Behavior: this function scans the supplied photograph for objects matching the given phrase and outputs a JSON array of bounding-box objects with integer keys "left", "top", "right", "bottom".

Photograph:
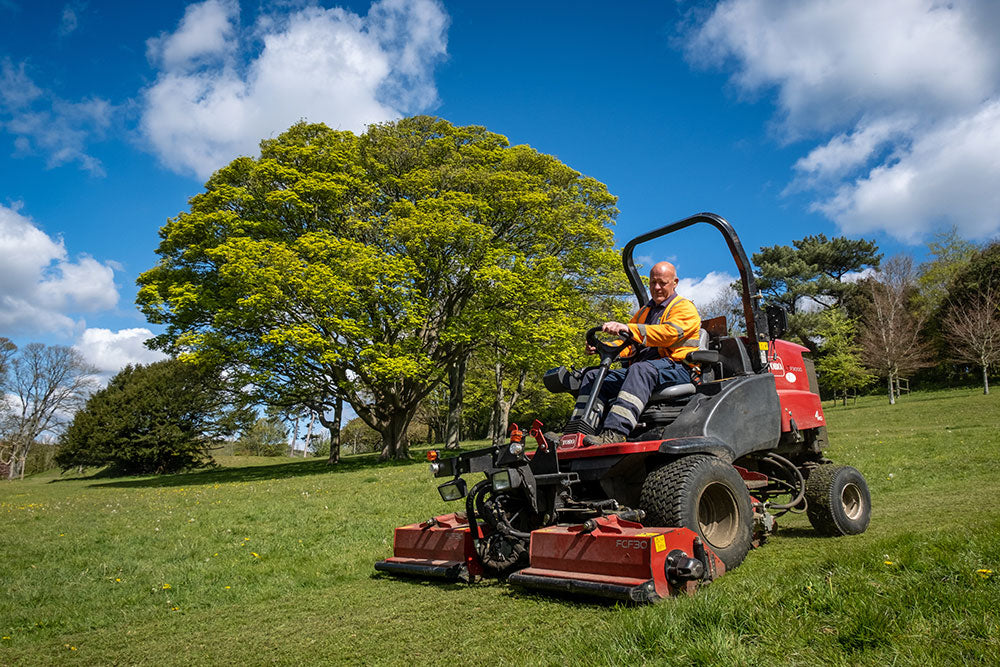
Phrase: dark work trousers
[{"left": 571, "top": 357, "right": 691, "bottom": 435}]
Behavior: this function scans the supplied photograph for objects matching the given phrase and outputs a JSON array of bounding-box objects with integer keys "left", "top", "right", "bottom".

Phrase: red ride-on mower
[{"left": 375, "top": 213, "right": 871, "bottom": 603}]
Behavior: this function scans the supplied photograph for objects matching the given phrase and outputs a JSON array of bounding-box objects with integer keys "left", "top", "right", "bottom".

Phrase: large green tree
[
  {"left": 57, "top": 359, "right": 245, "bottom": 475},
  {"left": 137, "top": 117, "right": 621, "bottom": 460},
  {"left": 814, "top": 308, "right": 873, "bottom": 405},
  {"left": 916, "top": 226, "right": 978, "bottom": 317},
  {"left": 753, "top": 234, "right": 882, "bottom": 351}
]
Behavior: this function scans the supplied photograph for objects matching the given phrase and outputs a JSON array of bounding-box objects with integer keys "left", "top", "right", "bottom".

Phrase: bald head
[{"left": 649, "top": 262, "right": 679, "bottom": 303}]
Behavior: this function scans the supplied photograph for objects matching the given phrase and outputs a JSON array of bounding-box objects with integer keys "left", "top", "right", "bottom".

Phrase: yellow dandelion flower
[
  {"left": 976, "top": 569, "right": 993, "bottom": 579},
  {"left": 884, "top": 560, "right": 894, "bottom": 566},
  {"left": 224, "top": 585, "right": 231, "bottom": 589},
  {"left": 115, "top": 578, "right": 121, "bottom": 582},
  {"left": 162, "top": 583, "right": 171, "bottom": 589},
  {"left": 252, "top": 552, "right": 260, "bottom": 559}
]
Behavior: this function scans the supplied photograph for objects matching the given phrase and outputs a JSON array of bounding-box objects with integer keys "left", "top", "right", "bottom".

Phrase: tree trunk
[
  {"left": 887, "top": 373, "right": 896, "bottom": 405},
  {"left": 491, "top": 366, "right": 527, "bottom": 447},
  {"left": 486, "top": 406, "right": 496, "bottom": 444},
  {"left": 445, "top": 352, "right": 468, "bottom": 450},
  {"left": 491, "top": 362, "right": 506, "bottom": 447},
  {"left": 983, "top": 365, "right": 990, "bottom": 395},
  {"left": 7, "top": 437, "right": 29, "bottom": 480},
  {"left": 323, "top": 397, "right": 343, "bottom": 465},
  {"left": 304, "top": 412, "right": 315, "bottom": 457},
  {"left": 379, "top": 409, "right": 414, "bottom": 460}
]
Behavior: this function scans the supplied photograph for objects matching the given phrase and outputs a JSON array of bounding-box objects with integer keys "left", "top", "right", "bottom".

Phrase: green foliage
[
  {"left": 137, "top": 116, "right": 622, "bottom": 459},
  {"left": 753, "top": 234, "right": 881, "bottom": 350},
  {"left": 916, "top": 226, "right": 978, "bottom": 317},
  {"left": 815, "top": 308, "right": 873, "bottom": 401},
  {"left": 338, "top": 417, "right": 381, "bottom": 455},
  {"left": 946, "top": 240, "right": 1000, "bottom": 307},
  {"left": 56, "top": 359, "right": 245, "bottom": 475},
  {"left": 236, "top": 418, "right": 287, "bottom": 457},
  {"left": 308, "top": 434, "right": 331, "bottom": 458},
  {"left": 2, "top": 389, "right": 998, "bottom": 664}
]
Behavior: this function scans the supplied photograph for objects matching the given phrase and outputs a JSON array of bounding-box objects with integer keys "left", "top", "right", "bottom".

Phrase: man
[{"left": 573, "top": 261, "right": 701, "bottom": 446}]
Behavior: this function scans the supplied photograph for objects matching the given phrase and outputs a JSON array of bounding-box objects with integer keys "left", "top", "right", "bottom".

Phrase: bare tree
[
  {"left": 0, "top": 337, "right": 15, "bottom": 378},
  {"left": 858, "top": 256, "right": 933, "bottom": 404},
  {"left": 697, "top": 286, "right": 745, "bottom": 335},
  {"left": 1, "top": 344, "right": 97, "bottom": 480},
  {"left": 944, "top": 283, "right": 1000, "bottom": 394}
]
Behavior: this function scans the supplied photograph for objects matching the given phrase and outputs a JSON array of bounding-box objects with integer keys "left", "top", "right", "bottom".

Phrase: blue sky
[{"left": 2, "top": 0, "right": 999, "bottom": 377}]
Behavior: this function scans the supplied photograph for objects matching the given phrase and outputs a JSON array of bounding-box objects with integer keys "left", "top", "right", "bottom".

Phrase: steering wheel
[{"left": 586, "top": 326, "right": 643, "bottom": 359}]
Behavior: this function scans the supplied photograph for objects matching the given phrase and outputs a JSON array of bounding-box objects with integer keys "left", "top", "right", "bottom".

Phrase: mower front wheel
[
  {"left": 639, "top": 455, "right": 753, "bottom": 570},
  {"left": 805, "top": 465, "right": 871, "bottom": 536}
]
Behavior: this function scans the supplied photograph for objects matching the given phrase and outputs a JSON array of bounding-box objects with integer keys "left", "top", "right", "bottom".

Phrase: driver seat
[{"left": 645, "top": 328, "right": 712, "bottom": 403}]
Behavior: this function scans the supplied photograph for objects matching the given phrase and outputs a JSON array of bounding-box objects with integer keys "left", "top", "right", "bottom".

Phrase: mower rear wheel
[
  {"left": 805, "top": 465, "right": 871, "bottom": 536},
  {"left": 639, "top": 455, "right": 753, "bottom": 569}
]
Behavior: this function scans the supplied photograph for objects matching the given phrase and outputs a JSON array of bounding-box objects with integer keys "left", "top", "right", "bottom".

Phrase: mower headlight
[
  {"left": 437, "top": 478, "right": 467, "bottom": 502},
  {"left": 492, "top": 469, "right": 513, "bottom": 492},
  {"left": 508, "top": 441, "right": 524, "bottom": 456}
]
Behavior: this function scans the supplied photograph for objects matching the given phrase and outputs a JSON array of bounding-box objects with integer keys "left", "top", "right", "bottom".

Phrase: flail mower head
[{"left": 375, "top": 213, "right": 872, "bottom": 603}]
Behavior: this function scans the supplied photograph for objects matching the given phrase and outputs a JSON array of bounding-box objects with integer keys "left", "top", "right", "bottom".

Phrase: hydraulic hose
[
  {"left": 762, "top": 453, "right": 806, "bottom": 510},
  {"left": 465, "top": 479, "right": 492, "bottom": 548}
]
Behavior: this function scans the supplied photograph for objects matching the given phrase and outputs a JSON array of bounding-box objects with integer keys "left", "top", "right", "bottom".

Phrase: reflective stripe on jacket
[{"left": 625, "top": 294, "right": 702, "bottom": 363}]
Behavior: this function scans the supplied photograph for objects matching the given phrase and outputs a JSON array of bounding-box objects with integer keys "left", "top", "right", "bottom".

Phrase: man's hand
[
  {"left": 585, "top": 343, "right": 596, "bottom": 355},
  {"left": 601, "top": 321, "right": 630, "bottom": 335}
]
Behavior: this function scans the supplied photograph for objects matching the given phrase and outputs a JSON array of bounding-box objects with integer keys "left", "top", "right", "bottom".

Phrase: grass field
[{"left": 2, "top": 388, "right": 999, "bottom": 666}]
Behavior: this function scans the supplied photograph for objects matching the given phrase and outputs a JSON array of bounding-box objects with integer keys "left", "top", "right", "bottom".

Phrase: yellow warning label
[
  {"left": 654, "top": 535, "right": 667, "bottom": 552},
  {"left": 634, "top": 532, "right": 658, "bottom": 537},
  {"left": 759, "top": 341, "right": 769, "bottom": 350}
]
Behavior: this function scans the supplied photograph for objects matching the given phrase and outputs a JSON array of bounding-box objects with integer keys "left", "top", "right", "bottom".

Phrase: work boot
[{"left": 582, "top": 429, "right": 627, "bottom": 447}]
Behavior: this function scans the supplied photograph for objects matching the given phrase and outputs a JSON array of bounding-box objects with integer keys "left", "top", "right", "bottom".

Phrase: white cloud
[
  {"left": 146, "top": 0, "right": 237, "bottom": 70},
  {"left": 58, "top": 4, "right": 78, "bottom": 37},
  {"left": 74, "top": 328, "right": 167, "bottom": 374},
  {"left": 0, "top": 203, "right": 119, "bottom": 335},
  {"left": 678, "top": 271, "right": 737, "bottom": 309},
  {"left": 140, "top": 0, "right": 448, "bottom": 179},
  {"left": 815, "top": 101, "right": 1000, "bottom": 241},
  {"left": 685, "top": 0, "right": 1000, "bottom": 240},
  {"left": 0, "top": 59, "right": 112, "bottom": 175},
  {"left": 791, "top": 116, "right": 915, "bottom": 184}
]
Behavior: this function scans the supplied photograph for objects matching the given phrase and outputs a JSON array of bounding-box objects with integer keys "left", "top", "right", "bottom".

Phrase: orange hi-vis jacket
[{"left": 624, "top": 294, "right": 702, "bottom": 364}]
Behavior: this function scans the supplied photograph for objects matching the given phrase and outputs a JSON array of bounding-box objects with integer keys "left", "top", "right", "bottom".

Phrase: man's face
[{"left": 649, "top": 264, "right": 678, "bottom": 303}]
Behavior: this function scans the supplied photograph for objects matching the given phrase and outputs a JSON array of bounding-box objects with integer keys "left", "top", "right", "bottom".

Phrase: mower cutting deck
[{"left": 375, "top": 212, "right": 871, "bottom": 603}]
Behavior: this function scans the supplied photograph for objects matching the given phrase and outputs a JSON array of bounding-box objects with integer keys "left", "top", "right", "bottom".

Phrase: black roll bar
[{"left": 621, "top": 212, "right": 769, "bottom": 373}]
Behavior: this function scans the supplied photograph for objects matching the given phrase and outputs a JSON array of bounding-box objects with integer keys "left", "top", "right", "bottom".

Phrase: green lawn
[{"left": 2, "top": 388, "right": 998, "bottom": 665}]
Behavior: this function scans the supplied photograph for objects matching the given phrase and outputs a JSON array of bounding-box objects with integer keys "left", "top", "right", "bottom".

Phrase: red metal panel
[
  {"left": 522, "top": 515, "right": 724, "bottom": 598},
  {"left": 556, "top": 436, "right": 663, "bottom": 459},
  {"left": 768, "top": 339, "right": 826, "bottom": 431},
  {"left": 388, "top": 512, "right": 483, "bottom": 576}
]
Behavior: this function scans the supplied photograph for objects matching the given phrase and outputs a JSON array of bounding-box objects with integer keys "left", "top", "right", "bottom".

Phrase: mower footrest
[
  {"left": 508, "top": 568, "right": 658, "bottom": 603},
  {"left": 375, "top": 557, "right": 469, "bottom": 582}
]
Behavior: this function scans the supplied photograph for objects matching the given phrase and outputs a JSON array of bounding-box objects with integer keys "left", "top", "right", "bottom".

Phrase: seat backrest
[
  {"left": 697, "top": 328, "right": 710, "bottom": 350},
  {"left": 717, "top": 337, "right": 753, "bottom": 376}
]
